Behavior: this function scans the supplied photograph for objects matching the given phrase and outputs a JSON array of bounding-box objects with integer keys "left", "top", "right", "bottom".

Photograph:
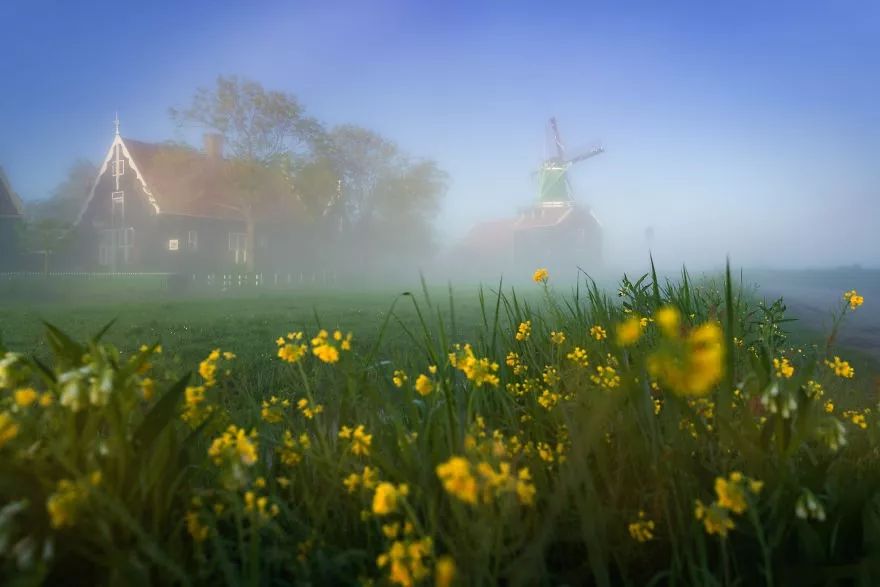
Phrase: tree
[
  {"left": 25, "top": 160, "right": 96, "bottom": 223},
  {"left": 321, "top": 125, "right": 447, "bottom": 269},
  {"left": 170, "top": 76, "right": 323, "bottom": 271},
  {"left": 21, "top": 219, "right": 73, "bottom": 274}
]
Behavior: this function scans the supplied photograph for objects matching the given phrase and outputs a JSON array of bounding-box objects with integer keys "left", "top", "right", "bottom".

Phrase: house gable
[{"left": 75, "top": 134, "right": 160, "bottom": 225}]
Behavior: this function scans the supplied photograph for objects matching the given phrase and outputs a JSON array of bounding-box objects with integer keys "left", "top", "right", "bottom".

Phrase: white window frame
[
  {"left": 111, "top": 191, "right": 124, "bottom": 221},
  {"left": 120, "top": 227, "right": 134, "bottom": 264},
  {"left": 168, "top": 239, "right": 179, "bottom": 251},
  {"left": 112, "top": 159, "right": 125, "bottom": 177},
  {"left": 187, "top": 230, "right": 198, "bottom": 250},
  {"left": 228, "top": 232, "right": 247, "bottom": 265}
]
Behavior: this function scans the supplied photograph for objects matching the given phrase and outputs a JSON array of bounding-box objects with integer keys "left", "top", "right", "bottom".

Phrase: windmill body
[
  {"left": 512, "top": 118, "right": 604, "bottom": 274},
  {"left": 450, "top": 117, "right": 604, "bottom": 279}
]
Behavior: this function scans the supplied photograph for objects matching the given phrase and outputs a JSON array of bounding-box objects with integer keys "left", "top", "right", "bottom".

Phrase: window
[
  {"left": 168, "top": 239, "right": 179, "bottom": 251},
  {"left": 111, "top": 191, "right": 124, "bottom": 223},
  {"left": 98, "top": 229, "right": 113, "bottom": 266},
  {"left": 187, "top": 230, "right": 198, "bottom": 250},
  {"left": 112, "top": 159, "right": 125, "bottom": 177},
  {"left": 228, "top": 232, "right": 247, "bottom": 265},
  {"left": 120, "top": 227, "right": 134, "bottom": 264}
]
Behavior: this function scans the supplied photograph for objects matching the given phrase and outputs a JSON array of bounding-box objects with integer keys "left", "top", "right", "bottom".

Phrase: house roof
[
  {"left": 0, "top": 166, "right": 24, "bottom": 217},
  {"left": 77, "top": 133, "right": 296, "bottom": 224}
]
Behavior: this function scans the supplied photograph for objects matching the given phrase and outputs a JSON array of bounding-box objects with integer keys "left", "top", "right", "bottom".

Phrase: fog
[{"left": 1, "top": 0, "right": 879, "bottom": 284}]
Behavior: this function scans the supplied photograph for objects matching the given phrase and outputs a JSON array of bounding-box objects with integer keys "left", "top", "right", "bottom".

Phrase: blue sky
[{"left": 1, "top": 0, "right": 878, "bottom": 268}]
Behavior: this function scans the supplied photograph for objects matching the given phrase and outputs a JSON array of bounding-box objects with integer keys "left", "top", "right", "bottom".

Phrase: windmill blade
[
  {"left": 566, "top": 146, "right": 605, "bottom": 165},
  {"left": 548, "top": 117, "right": 566, "bottom": 160}
]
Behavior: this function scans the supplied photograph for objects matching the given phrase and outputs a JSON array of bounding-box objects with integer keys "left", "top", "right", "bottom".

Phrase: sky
[{"left": 1, "top": 0, "right": 878, "bottom": 270}]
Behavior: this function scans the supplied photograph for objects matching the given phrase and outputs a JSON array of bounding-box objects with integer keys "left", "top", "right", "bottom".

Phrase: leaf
[
  {"left": 90, "top": 318, "right": 118, "bottom": 345},
  {"left": 41, "top": 321, "right": 85, "bottom": 365},
  {"left": 133, "top": 373, "right": 191, "bottom": 453}
]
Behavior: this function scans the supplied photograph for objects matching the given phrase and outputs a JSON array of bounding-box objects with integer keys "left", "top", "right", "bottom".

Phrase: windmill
[
  {"left": 511, "top": 117, "right": 605, "bottom": 273},
  {"left": 537, "top": 117, "right": 604, "bottom": 206}
]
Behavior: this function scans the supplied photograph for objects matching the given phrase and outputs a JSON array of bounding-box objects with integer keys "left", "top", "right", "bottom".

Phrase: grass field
[{"left": 0, "top": 267, "right": 878, "bottom": 585}]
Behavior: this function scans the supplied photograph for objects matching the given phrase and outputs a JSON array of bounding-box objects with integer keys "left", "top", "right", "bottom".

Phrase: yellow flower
[
  {"left": 372, "top": 482, "right": 408, "bottom": 516},
  {"left": 46, "top": 478, "right": 94, "bottom": 529},
  {"left": 208, "top": 425, "right": 259, "bottom": 467},
  {"left": 0, "top": 411, "right": 19, "bottom": 448},
  {"left": 297, "top": 398, "right": 324, "bottom": 419},
  {"left": 339, "top": 424, "right": 372, "bottom": 456},
  {"left": 714, "top": 476, "right": 747, "bottom": 514},
  {"left": 261, "top": 395, "right": 290, "bottom": 423},
  {"left": 824, "top": 399, "right": 834, "bottom": 413},
  {"left": 628, "top": 511, "right": 655, "bottom": 542},
  {"left": 277, "top": 343, "right": 307, "bottom": 364},
  {"left": 773, "top": 357, "right": 795, "bottom": 379},
  {"left": 436, "top": 456, "right": 478, "bottom": 505},
  {"left": 186, "top": 511, "right": 209, "bottom": 542},
  {"left": 844, "top": 289, "right": 864, "bottom": 310},
  {"left": 550, "top": 331, "right": 566, "bottom": 345},
  {"left": 449, "top": 344, "right": 499, "bottom": 388},
  {"left": 392, "top": 370, "right": 408, "bottom": 388},
  {"left": 435, "top": 555, "right": 456, "bottom": 587},
  {"left": 695, "top": 499, "right": 735, "bottom": 537},
  {"left": 825, "top": 356, "right": 855, "bottom": 378},
  {"left": 648, "top": 322, "right": 724, "bottom": 397},
  {"left": 414, "top": 374, "right": 434, "bottom": 396},
  {"left": 591, "top": 365, "right": 621, "bottom": 389},
  {"left": 515, "top": 321, "right": 531, "bottom": 342},
  {"left": 312, "top": 343, "right": 340, "bottom": 364},
  {"left": 654, "top": 306, "right": 681, "bottom": 337},
  {"left": 566, "top": 347, "right": 589, "bottom": 368},
  {"left": 615, "top": 316, "right": 643, "bottom": 346},
  {"left": 13, "top": 387, "right": 38, "bottom": 408},
  {"left": 141, "top": 377, "right": 155, "bottom": 401},
  {"left": 589, "top": 325, "right": 607, "bottom": 341},
  {"left": 515, "top": 468, "right": 537, "bottom": 505},
  {"left": 532, "top": 267, "right": 549, "bottom": 283}
]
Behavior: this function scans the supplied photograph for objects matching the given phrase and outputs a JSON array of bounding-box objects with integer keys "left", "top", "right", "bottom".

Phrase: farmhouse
[
  {"left": 0, "top": 166, "right": 24, "bottom": 270},
  {"left": 73, "top": 119, "right": 302, "bottom": 273}
]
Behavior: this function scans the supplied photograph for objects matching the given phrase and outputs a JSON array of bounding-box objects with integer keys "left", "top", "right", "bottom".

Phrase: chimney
[{"left": 204, "top": 133, "right": 224, "bottom": 160}]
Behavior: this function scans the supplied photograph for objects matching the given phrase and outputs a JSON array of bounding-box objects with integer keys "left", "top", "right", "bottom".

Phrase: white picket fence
[{"left": 0, "top": 271, "right": 338, "bottom": 289}]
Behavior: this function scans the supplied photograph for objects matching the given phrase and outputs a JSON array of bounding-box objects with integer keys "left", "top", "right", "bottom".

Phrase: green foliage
[{"left": 0, "top": 268, "right": 878, "bottom": 585}]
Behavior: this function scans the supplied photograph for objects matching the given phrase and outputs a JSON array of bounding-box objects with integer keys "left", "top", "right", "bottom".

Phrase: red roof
[{"left": 121, "top": 138, "right": 293, "bottom": 221}]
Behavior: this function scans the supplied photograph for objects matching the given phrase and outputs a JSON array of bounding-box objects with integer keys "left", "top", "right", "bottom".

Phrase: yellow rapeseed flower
[
  {"left": 339, "top": 424, "right": 372, "bottom": 456},
  {"left": 13, "top": 387, "right": 38, "bottom": 408},
  {"left": 773, "top": 357, "right": 795, "bottom": 379},
  {"left": 436, "top": 456, "right": 478, "bottom": 505},
  {"left": 616, "top": 316, "right": 643, "bottom": 346},
  {"left": 566, "top": 347, "right": 589, "bottom": 368},
  {"left": 435, "top": 555, "right": 456, "bottom": 587},
  {"left": 392, "top": 370, "right": 408, "bottom": 388},
  {"left": 654, "top": 306, "right": 681, "bottom": 337},
  {"left": 844, "top": 289, "right": 864, "bottom": 310},
  {"left": 628, "top": 511, "right": 655, "bottom": 542},
  {"left": 186, "top": 511, "right": 209, "bottom": 542},
  {"left": 0, "top": 411, "right": 19, "bottom": 448},
  {"left": 695, "top": 499, "right": 735, "bottom": 537},
  {"left": 589, "top": 325, "right": 607, "bottom": 341},
  {"left": 372, "top": 482, "right": 408, "bottom": 516},
  {"left": 414, "top": 374, "right": 434, "bottom": 396},
  {"left": 515, "top": 321, "right": 531, "bottom": 342},
  {"left": 532, "top": 268, "right": 549, "bottom": 283},
  {"left": 825, "top": 356, "right": 855, "bottom": 378},
  {"left": 648, "top": 322, "right": 724, "bottom": 397},
  {"left": 550, "top": 331, "right": 566, "bottom": 345}
]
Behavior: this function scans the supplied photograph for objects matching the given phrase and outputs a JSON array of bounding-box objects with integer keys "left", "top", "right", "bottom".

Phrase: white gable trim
[{"left": 75, "top": 135, "right": 161, "bottom": 225}]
